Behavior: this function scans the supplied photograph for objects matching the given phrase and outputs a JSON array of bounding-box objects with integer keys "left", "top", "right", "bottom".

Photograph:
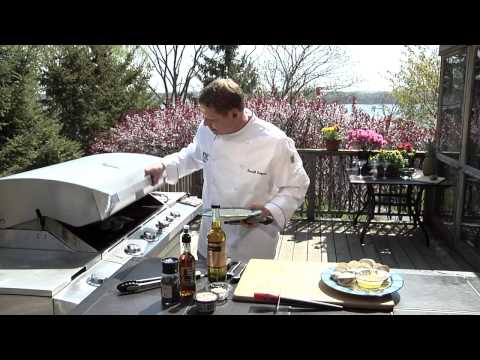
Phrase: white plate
[{"left": 321, "top": 267, "right": 404, "bottom": 297}]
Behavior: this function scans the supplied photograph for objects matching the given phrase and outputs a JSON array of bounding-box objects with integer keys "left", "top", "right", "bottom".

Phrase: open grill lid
[{"left": 0, "top": 153, "right": 163, "bottom": 229}]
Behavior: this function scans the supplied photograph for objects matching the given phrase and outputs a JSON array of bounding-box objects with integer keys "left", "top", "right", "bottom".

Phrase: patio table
[{"left": 348, "top": 170, "right": 451, "bottom": 247}]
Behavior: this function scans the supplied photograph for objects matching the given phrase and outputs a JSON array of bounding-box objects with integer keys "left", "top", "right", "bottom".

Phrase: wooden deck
[
  {"left": 276, "top": 219, "right": 477, "bottom": 272},
  {"left": 164, "top": 217, "right": 477, "bottom": 272}
]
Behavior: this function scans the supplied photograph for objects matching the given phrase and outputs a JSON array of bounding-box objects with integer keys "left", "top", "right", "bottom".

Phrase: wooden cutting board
[{"left": 233, "top": 259, "right": 395, "bottom": 311}]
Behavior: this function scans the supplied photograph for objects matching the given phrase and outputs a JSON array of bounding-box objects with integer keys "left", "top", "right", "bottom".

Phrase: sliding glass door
[{"left": 436, "top": 45, "right": 480, "bottom": 263}]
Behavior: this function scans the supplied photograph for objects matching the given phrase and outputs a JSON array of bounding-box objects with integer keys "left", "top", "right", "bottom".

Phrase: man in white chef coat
[{"left": 145, "top": 78, "right": 310, "bottom": 263}]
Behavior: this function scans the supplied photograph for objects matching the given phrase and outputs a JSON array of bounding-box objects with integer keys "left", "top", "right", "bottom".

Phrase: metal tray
[{"left": 201, "top": 208, "right": 262, "bottom": 222}]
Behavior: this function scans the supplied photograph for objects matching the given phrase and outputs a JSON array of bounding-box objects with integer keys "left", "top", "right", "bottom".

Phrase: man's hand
[
  {"left": 240, "top": 204, "right": 272, "bottom": 228},
  {"left": 144, "top": 162, "right": 166, "bottom": 186}
]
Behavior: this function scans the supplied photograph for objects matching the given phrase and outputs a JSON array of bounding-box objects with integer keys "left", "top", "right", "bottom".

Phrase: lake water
[{"left": 343, "top": 104, "right": 398, "bottom": 118}]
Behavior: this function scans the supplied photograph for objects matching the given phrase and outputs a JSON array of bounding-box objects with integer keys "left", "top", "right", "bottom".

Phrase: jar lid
[
  {"left": 161, "top": 257, "right": 179, "bottom": 274},
  {"left": 211, "top": 205, "right": 221, "bottom": 209},
  {"left": 195, "top": 291, "right": 218, "bottom": 303}
]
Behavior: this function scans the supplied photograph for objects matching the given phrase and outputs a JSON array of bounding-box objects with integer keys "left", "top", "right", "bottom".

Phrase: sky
[
  {"left": 149, "top": 45, "right": 439, "bottom": 94},
  {"left": 342, "top": 45, "right": 406, "bottom": 92}
]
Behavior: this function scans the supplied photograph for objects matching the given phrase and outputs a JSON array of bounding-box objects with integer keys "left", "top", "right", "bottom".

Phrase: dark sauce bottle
[{"left": 179, "top": 225, "right": 196, "bottom": 301}]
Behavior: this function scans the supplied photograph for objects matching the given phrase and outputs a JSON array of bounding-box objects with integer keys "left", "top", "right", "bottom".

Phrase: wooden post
[
  {"left": 423, "top": 188, "right": 434, "bottom": 225},
  {"left": 305, "top": 153, "right": 317, "bottom": 221}
]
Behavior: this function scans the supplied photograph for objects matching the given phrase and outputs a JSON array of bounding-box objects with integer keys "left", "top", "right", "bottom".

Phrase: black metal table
[
  {"left": 349, "top": 172, "right": 450, "bottom": 247},
  {"left": 70, "top": 257, "right": 480, "bottom": 315}
]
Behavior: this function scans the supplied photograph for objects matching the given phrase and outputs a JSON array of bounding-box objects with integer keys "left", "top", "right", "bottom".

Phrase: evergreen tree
[
  {"left": 197, "top": 46, "right": 259, "bottom": 94},
  {"left": 0, "top": 45, "right": 82, "bottom": 177},
  {"left": 40, "top": 45, "right": 156, "bottom": 150}
]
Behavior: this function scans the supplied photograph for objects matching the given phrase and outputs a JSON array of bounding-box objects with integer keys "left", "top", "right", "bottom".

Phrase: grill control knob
[
  {"left": 165, "top": 216, "right": 173, "bottom": 222},
  {"left": 124, "top": 243, "right": 141, "bottom": 255},
  {"left": 156, "top": 221, "right": 168, "bottom": 229},
  {"left": 170, "top": 211, "right": 180, "bottom": 218},
  {"left": 142, "top": 230, "right": 157, "bottom": 242},
  {"left": 87, "top": 273, "right": 105, "bottom": 287}
]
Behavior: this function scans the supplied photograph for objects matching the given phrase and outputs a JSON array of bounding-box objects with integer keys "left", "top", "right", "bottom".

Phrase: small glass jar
[
  {"left": 356, "top": 269, "right": 389, "bottom": 289},
  {"left": 160, "top": 257, "right": 180, "bottom": 307},
  {"left": 195, "top": 291, "right": 218, "bottom": 314},
  {"left": 208, "top": 282, "right": 232, "bottom": 304}
]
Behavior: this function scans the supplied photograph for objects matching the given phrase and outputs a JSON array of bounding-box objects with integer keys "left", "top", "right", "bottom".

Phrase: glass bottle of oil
[
  {"left": 207, "top": 205, "right": 227, "bottom": 282},
  {"left": 179, "top": 225, "right": 196, "bottom": 300}
]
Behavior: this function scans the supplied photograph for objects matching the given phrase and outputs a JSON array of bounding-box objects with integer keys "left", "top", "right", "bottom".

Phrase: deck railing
[
  {"left": 157, "top": 149, "right": 426, "bottom": 221},
  {"left": 157, "top": 169, "right": 202, "bottom": 196},
  {"left": 297, "top": 149, "right": 426, "bottom": 220}
]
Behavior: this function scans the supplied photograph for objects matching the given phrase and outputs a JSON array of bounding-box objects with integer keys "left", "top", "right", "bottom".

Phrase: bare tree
[
  {"left": 262, "top": 45, "right": 355, "bottom": 99},
  {"left": 145, "top": 45, "right": 207, "bottom": 105}
]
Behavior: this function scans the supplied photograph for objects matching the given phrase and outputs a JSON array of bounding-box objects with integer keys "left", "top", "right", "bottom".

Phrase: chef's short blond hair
[{"left": 199, "top": 78, "right": 245, "bottom": 114}]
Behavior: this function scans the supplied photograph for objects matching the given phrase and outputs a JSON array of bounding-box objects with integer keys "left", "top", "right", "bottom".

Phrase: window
[
  {"left": 436, "top": 161, "right": 458, "bottom": 237},
  {"left": 438, "top": 51, "right": 466, "bottom": 159},
  {"left": 461, "top": 175, "right": 480, "bottom": 249},
  {"left": 466, "top": 47, "right": 480, "bottom": 169}
]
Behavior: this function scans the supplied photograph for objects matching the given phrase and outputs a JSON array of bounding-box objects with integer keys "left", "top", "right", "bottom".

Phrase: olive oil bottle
[{"left": 207, "top": 205, "right": 227, "bottom": 282}]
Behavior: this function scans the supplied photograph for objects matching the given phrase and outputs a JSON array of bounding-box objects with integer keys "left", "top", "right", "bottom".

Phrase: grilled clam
[
  {"left": 374, "top": 263, "right": 390, "bottom": 272},
  {"left": 330, "top": 258, "right": 391, "bottom": 288},
  {"left": 334, "top": 262, "right": 349, "bottom": 272},
  {"left": 331, "top": 271, "right": 356, "bottom": 286},
  {"left": 359, "top": 258, "right": 376, "bottom": 268}
]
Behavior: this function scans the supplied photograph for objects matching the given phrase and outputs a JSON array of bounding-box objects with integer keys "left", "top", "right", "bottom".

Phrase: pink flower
[
  {"left": 346, "top": 129, "right": 386, "bottom": 150},
  {"left": 88, "top": 96, "right": 435, "bottom": 155}
]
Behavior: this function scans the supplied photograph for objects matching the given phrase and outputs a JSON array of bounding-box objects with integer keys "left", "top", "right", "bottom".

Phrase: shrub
[
  {"left": 89, "top": 103, "right": 201, "bottom": 156},
  {"left": 90, "top": 96, "right": 436, "bottom": 155}
]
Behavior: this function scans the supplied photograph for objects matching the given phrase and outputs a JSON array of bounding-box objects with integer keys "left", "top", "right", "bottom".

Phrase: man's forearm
[{"left": 264, "top": 190, "right": 307, "bottom": 229}]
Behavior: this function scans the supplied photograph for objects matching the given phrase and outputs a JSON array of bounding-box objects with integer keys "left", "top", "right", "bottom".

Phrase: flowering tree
[
  {"left": 89, "top": 95, "right": 435, "bottom": 155},
  {"left": 341, "top": 99, "right": 435, "bottom": 150},
  {"left": 247, "top": 95, "right": 364, "bottom": 148},
  {"left": 88, "top": 104, "right": 201, "bottom": 156}
]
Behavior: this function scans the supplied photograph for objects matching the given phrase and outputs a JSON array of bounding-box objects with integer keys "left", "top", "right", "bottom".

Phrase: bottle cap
[
  {"left": 183, "top": 225, "right": 190, "bottom": 232},
  {"left": 182, "top": 229, "right": 191, "bottom": 243},
  {"left": 161, "top": 257, "right": 179, "bottom": 274}
]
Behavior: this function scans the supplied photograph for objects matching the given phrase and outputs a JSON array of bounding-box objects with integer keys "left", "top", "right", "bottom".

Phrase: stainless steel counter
[{"left": 71, "top": 257, "right": 480, "bottom": 315}]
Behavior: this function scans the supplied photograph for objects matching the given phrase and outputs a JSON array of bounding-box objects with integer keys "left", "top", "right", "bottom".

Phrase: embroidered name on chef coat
[
  {"left": 202, "top": 151, "right": 209, "bottom": 163},
  {"left": 247, "top": 169, "right": 267, "bottom": 176}
]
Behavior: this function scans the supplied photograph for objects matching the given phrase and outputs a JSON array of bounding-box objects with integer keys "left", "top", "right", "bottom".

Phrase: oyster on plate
[{"left": 331, "top": 258, "right": 390, "bottom": 288}]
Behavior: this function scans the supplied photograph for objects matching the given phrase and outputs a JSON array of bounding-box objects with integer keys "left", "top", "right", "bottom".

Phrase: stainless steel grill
[{"left": 0, "top": 153, "right": 202, "bottom": 314}]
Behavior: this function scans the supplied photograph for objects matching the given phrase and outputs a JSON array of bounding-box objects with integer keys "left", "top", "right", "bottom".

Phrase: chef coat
[{"left": 161, "top": 108, "right": 310, "bottom": 262}]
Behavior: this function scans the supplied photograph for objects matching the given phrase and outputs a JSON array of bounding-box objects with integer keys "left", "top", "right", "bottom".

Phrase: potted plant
[
  {"left": 396, "top": 142, "right": 416, "bottom": 168},
  {"left": 371, "top": 150, "right": 407, "bottom": 178},
  {"left": 347, "top": 129, "right": 386, "bottom": 175},
  {"left": 321, "top": 125, "right": 342, "bottom": 151},
  {"left": 346, "top": 129, "right": 386, "bottom": 151}
]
